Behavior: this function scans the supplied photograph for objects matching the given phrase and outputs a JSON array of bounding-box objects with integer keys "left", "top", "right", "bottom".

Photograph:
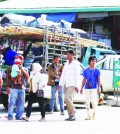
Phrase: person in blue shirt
[{"left": 80, "top": 55, "right": 101, "bottom": 120}]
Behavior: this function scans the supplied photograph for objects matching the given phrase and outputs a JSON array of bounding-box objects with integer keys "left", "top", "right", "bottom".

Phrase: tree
[{"left": 0, "top": 0, "right": 7, "bottom": 2}]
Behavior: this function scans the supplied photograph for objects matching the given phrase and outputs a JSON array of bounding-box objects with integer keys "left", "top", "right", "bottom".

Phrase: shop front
[
  {"left": 74, "top": 13, "right": 112, "bottom": 46},
  {"left": 73, "top": 12, "right": 120, "bottom": 53}
]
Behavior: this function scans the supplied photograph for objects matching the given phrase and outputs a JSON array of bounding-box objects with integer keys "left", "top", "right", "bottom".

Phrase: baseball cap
[
  {"left": 15, "top": 55, "right": 24, "bottom": 60},
  {"left": 14, "top": 58, "right": 21, "bottom": 65}
]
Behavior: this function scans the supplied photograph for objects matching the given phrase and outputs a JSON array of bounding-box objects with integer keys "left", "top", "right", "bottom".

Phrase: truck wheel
[
  {"left": 45, "top": 104, "right": 49, "bottom": 111},
  {"left": 54, "top": 98, "right": 60, "bottom": 112},
  {"left": 90, "top": 102, "right": 93, "bottom": 109},
  {"left": 44, "top": 98, "right": 60, "bottom": 112},
  {"left": 3, "top": 102, "right": 8, "bottom": 110},
  {"left": 1, "top": 93, "right": 8, "bottom": 110},
  {"left": 44, "top": 99, "right": 50, "bottom": 111},
  {"left": 100, "top": 84, "right": 103, "bottom": 93}
]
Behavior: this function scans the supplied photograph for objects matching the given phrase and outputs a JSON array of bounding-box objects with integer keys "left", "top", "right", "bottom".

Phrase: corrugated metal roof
[
  {"left": 0, "top": 0, "right": 120, "bottom": 8},
  {"left": 0, "top": 0, "right": 120, "bottom": 13}
]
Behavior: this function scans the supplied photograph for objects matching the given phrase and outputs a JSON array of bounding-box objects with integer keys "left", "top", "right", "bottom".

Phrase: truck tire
[
  {"left": 90, "top": 102, "right": 93, "bottom": 109},
  {"left": 44, "top": 98, "right": 60, "bottom": 112},
  {"left": 54, "top": 98, "right": 60, "bottom": 112},
  {"left": 1, "top": 93, "right": 8, "bottom": 110},
  {"left": 45, "top": 104, "right": 49, "bottom": 111},
  {"left": 3, "top": 101, "right": 8, "bottom": 110}
]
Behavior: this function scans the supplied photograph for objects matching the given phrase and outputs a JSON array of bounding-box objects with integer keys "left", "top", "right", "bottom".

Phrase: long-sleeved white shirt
[
  {"left": 29, "top": 72, "right": 47, "bottom": 93},
  {"left": 59, "top": 59, "right": 80, "bottom": 88}
]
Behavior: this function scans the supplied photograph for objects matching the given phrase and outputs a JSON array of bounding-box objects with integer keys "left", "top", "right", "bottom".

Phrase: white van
[{"left": 96, "top": 55, "right": 120, "bottom": 93}]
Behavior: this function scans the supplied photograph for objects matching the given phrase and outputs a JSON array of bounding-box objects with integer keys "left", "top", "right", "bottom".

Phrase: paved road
[{"left": 0, "top": 104, "right": 120, "bottom": 134}]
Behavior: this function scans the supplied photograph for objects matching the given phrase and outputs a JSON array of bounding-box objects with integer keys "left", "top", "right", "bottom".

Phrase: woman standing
[{"left": 22, "top": 63, "right": 46, "bottom": 121}]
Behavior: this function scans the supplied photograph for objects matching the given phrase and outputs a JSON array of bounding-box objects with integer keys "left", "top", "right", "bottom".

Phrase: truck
[{"left": 0, "top": 25, "right": 113, "bottom": 110}]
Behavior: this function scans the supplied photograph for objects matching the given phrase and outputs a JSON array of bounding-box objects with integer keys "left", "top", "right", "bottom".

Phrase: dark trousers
[{"left": 26, "top": 92, "right": 45, "bottom": 118}]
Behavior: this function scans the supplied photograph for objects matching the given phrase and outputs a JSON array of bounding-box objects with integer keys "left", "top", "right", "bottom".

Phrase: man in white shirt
[{"left": 58, "top": 49, "right": 80, "bottom": 121}]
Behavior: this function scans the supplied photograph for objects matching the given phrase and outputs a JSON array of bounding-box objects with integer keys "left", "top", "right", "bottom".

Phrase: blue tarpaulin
[
  {"left": 23, "top": 13, "right": 76, "bottom": 22},
  {"left": 46, "top": 13, "right": 76, "bottom": 22}
]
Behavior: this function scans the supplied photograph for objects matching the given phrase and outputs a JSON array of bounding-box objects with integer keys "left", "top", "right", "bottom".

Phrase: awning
[
  {"left": 0, "top": 7, "right": 120, "bottom": 14},
  {"left": 110, "top": 12, "right": 120, "bottom": 16}
]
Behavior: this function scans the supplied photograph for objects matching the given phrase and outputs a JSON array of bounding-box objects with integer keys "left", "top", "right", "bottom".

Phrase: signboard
[{"left": 113, "top": 60, "right": 120, "bottom": 88}]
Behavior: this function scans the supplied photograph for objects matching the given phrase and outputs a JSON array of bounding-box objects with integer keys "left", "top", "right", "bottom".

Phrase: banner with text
[{"left": 113, "top": 60, "right": 120, "bottom": 88}]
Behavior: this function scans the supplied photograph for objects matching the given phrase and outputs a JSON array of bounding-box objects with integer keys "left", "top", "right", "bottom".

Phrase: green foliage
[{"left": 0, "top": 0, "right": 7, "bottom": 2}]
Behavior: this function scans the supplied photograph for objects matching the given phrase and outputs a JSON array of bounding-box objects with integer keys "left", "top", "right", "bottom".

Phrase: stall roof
[{"left": 0, "top": 0, "right": 120, "bottom": 13}]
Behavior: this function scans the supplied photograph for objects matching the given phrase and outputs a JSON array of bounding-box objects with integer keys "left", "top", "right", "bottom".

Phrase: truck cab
[
  {"left": 96, "top": 55, "right": 120, "bottom": 93},
  {"left": 81, "top": 46, "right": 116, "bottom": 67}
]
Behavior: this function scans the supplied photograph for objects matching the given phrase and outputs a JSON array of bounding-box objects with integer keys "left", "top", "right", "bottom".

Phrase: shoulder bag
[{"left": 36, "top": 83, "right": 44, "bottom": 97}]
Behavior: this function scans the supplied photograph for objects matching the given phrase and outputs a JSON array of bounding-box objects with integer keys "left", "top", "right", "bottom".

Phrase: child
[{"left": 11, "top": 58, "right": 21, "bottom": 84}]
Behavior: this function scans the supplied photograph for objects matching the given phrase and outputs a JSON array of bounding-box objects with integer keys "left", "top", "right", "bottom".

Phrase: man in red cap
[
  {"left": 6, "top": 55, "right": 29, "bottom": 120},
  {"left": 15, "top": 55, "right": 24, "bottom": 61}
]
